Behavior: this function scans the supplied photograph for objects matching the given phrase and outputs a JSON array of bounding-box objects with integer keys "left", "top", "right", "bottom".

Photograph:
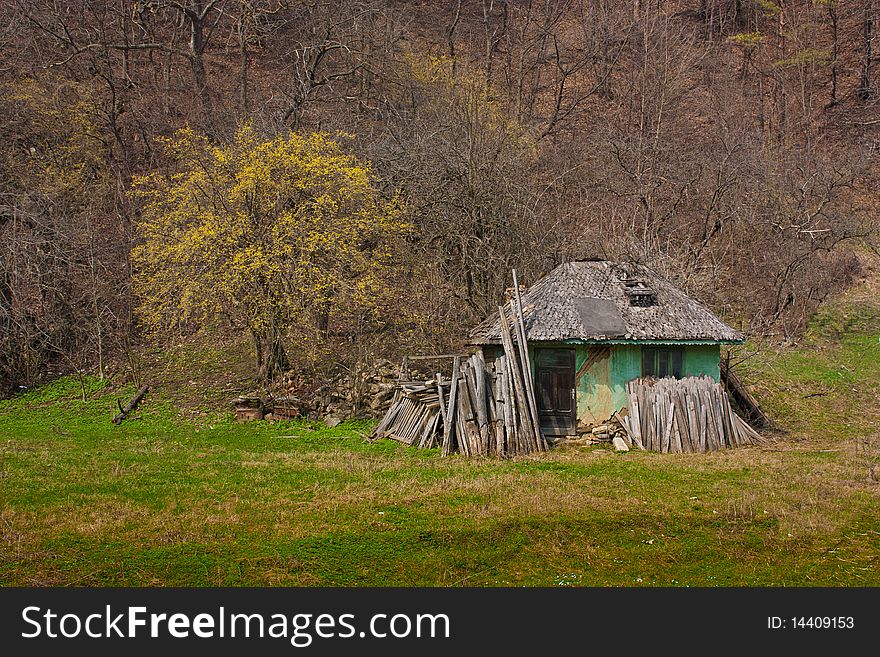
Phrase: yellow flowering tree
[{"left": 132, "top": 125, "right": 406, "bottom": 380}]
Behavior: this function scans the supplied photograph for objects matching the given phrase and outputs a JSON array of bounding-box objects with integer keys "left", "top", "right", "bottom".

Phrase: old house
[{"left": 468, "top": 260, "right": 743, "bottom": 438}]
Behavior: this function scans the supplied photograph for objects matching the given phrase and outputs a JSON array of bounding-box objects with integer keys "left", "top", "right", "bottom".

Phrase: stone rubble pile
[{"left": 234, "top": 359, "right": 428, "bottom": 424}]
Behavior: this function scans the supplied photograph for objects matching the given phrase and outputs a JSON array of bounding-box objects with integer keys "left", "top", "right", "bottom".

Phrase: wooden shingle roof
[{"left": 469, "top": 261, "right": 743, "bottom": 345}]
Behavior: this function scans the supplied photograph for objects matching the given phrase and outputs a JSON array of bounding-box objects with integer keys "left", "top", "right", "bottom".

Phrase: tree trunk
[
  {"left": 314, "top": 300, "right": 331, "bottom": 339},
  {"left": 776, "top": 3, "right": 787, "bottom": 141},
  {"left": 828, "top": 1, "right": 839, "bottom": 106},
  {"left": 186, "top": 1, "right": 213, "bottom": 128},
  {"left": 252, "top": 328, "right": 289, "bottom": 382},
  {"left": 239, "top": 15, "right": 250, "bottom": 115},
  {"left": 859, "top": 0, "right": 876, "bottom": 101}
]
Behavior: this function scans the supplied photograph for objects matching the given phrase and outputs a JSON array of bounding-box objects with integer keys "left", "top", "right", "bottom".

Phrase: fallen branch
[{"left": 113, "top": 385, "right": 149, "bottom": 425}]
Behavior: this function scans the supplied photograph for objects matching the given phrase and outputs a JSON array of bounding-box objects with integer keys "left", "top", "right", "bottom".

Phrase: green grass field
[{"left": 1, "top": 277, "right": 879, "bottom": 586}]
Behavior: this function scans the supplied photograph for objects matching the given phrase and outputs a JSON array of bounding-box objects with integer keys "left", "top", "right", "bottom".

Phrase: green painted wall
[
  {"left": 681, "top": 344, "right": 723, "bottom": 379},
  {"left": 572, "top": 343, "right": 721, "bottom": 426},
  {"left": 573, "top": 345, "right": 628, "bottom": 425},
  {"left": 520, "top": 342, "right": 721, "bottom": 428},
  {"left": 483, "top": 342, "right": 722, "bottom": 429}
]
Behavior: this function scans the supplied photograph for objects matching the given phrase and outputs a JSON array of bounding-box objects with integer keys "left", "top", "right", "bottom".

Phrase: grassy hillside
[{"left": 1, "top": 288, "right": 878, "bottom": 586}]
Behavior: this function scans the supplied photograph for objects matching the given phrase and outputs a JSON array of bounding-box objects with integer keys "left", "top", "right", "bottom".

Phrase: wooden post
[
  {"left": 511, "top": 271, "right": 545, "bottom": 451},
  {"left": 442, "top": 356, "right": 461, "bottom": 457},
  {"left": 499, "top": 305, "right": 538, "bottom": 452}
]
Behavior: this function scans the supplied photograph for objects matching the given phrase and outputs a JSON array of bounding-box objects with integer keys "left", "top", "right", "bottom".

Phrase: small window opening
[{"left": 642, "top": 347, "right": 684, "bottom": 378}]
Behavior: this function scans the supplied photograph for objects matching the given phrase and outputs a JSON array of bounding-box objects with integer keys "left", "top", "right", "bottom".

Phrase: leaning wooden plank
[
  {"left": 484, "top": 362, "right": 501, "bottom": 456},
  {"left": 717, "top": 385, "right": 731, "bottom": 448},
  {"left": 726, "top": 391, "right": 743, "bottom": 446},
  {"left": 493, "top": 356, "right": 507, "bottom": 457},
  {"left": 654, "top": 387, "right": 663, "bottom": 451},
  {"left": 708, "top": 384, "right": 723, "bottom": 448},
  {"left": 471, "top": 354, "right": 490, "bottom": 451},
  {"left": 511, "top": 356, "right": 523, "bottom": 454},
  {"left": 707, "top": 388, "right": 722, "bottom": 451},
  {"left": 653, "top": 392, "right": 664, "bottom": 452},
  {"left": 685, "top": 390, "right": 699, "bottom": 453},
  {"left": 419, "top": 411, "right": 433, "bottom": 448},
  {"left": 416, "top": 408, "right": 432, "bottom": 447},
  {"left": 628, "top": 382, "right": 643, "bottom": 446},
  {"left": 614, "top": 411, "right": 638, "bottom": 449},
  {"left": 498, "top": 304, "right": 537, "bottom": 453},
  {"left": 496, "top": 357, "right": 511, "bottom": 455},
  {"left": 672, "top": 391, "right": 690, "bottom": 453},
  {"left": 511, "top": 271, "right": 545, "bottom": 451},
  {"left": 640, "top": 383, "right": 651, "bottom": 450},
  {"left": 481, "top": 358, "right": 498, "bottom": 448},
  {"left": 419, "top": 410, "right": 438, "bottom": 448},
  {"left": 458, "top": 368, "right": 482, "bottom": 455},
  {"left": 455, "top": 396, "right": 470, "bottom": 456},
  {"left": 734, "top": 413, "right": 764, "bottom": 446},
  {"left": 732, "top": 414, "right": 749, "bottom": 445},
  {"left": 502, "top": 356, "right": 518, "bottom": 456},
  {"left": 712, "top": 385, "right": 727, "bottom": 449},
  {"left": 641, "top": 384, "right": 654, "bottom": 451},
  {"left": 425, "top": 412, "right": 441, "bottom": 449},
  {"left": 697, "top": 402, "right": 708, "bottom": 452},
  {"left": 509, "top": 298, "right": 543, "bottom": 451},
  {"left": 498, "top": 357, "right": 511, "bottom": 455},
  {"left": 463, "top": 365, "right": 483, "bottom": 455},
  {"left": 442, "top": 357, "right": 461, "bottom": 457},
  {"left": 671, "top": 405, "right": 684, "bottom": 454},
  {"left": 629, "top": 381, "right": 640, "bottom": 446},
  {"left": 719, "top": 389, "right": 735, "bottom": 447},
  {"left": 383, "top": 398, "right": 411, "bottom": 441},
  {"left": 373, "top": 397, "right": 403, "bottom": 438},
  {"left": 661, "top": 392, "right": 670, "bottom": 451},
  {"left": 661, "top": 398, "right": 673, "bottom": 453},
  {"left": 699, "top": 389, "right": 713, "bottom": 450},
  {"left": 651, "top": 389, "right": 661, "bottom": 451},
  {"left": 435, "top": 373, "right": 447, "bottom": 430}
]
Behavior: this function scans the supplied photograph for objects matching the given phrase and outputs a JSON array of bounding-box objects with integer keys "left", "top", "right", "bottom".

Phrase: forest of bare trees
[{"left": 1, "top": 0, "right": 877, "bottom": 392}]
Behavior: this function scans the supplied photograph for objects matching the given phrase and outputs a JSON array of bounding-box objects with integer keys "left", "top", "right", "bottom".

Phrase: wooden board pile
[
  {"left": 371, "top": 380, "right": 447, "bottom": 448},
  {"left": 372, "top": 352, "right": 546, "bottom": 457},
  {"left": 617, "top": 376, "right": 767, "bottom": 452},
  {"left": 447, "top": 347, "right": 546, "bottom": 457},
  {"left": 373, "top": 272, "right": 546, "bottom": 457}
]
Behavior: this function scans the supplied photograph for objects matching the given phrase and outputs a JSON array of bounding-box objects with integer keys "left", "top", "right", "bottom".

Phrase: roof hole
[{"left": 623, "top": 280, "right": 657, "bottom": 307}]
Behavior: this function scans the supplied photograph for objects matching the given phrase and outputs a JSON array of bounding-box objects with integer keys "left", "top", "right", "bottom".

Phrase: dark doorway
[{"left": 535, "top": 348, "right": 576, "bottom": 436}]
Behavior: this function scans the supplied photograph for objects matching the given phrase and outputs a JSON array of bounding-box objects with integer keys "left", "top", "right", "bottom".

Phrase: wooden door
[{"left": 535, "top": 348, "right": 576, "bottom": 436}]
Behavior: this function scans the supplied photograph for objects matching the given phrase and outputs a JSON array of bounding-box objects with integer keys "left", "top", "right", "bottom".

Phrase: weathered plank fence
[{"left": 618, "top": 376, "right": 767, "bottom": 452}]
